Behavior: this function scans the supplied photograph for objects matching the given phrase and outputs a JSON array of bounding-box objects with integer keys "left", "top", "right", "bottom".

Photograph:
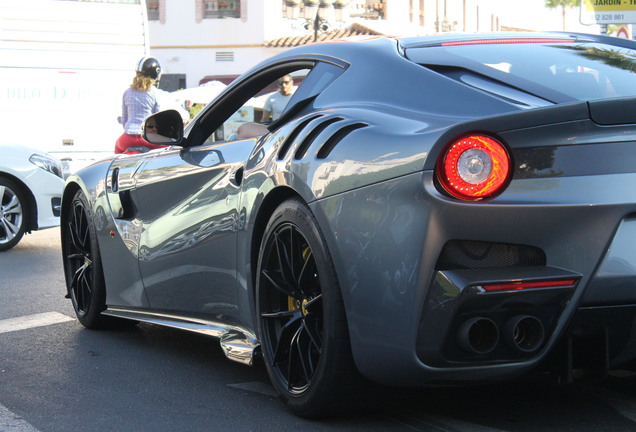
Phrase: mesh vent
[{"left": 436, "top": 240, "right": 546, "bottom": 271}]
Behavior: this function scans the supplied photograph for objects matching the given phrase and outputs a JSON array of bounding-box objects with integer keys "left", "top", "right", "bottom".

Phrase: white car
[{"left": 0, "top": 144, "right": 65, "bottom": 251}]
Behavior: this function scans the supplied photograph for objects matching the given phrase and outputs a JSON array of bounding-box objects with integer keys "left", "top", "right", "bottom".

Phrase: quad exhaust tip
[
  {"left": 457, "top": 317, "right": 499, "bottom": 354},
  {"left": 503, "top": 315, "right": 545, "bottom": 353},
  {"left": 457, "top": 315, "right": 545, "bottom": 355}
]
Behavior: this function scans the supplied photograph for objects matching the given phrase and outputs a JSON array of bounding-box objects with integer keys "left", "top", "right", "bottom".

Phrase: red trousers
[{"left": 115, "top": 133, "right": 167, "bottom": 154}]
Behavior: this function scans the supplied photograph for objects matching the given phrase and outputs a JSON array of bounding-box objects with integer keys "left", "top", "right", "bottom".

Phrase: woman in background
[{"left": 115, "top": 57, "right": 166, "bottom": 154}]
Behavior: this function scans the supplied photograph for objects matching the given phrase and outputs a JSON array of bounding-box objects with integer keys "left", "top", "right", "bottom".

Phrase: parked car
[
  {"left": 61, "top": 32, "right": 636, "bottom": 417},
  {"left": 0, "top": 144, "right": 64, "bottom": 251}
]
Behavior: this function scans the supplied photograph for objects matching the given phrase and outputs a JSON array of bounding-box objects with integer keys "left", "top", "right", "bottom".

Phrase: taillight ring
[{"left": 436, "top": 134, "right": 511, "bottom": 200}]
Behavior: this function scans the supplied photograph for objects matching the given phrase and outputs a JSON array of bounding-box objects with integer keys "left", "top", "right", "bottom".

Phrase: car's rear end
[
  {"left": 413, "top": 33, "right": 636, "bottom": 382},
  {"left": 419, "top": 100, "right": 636, "bottom": 381},
  {"left": 329, "top": 33, "right": 636, "bottom": 385}
]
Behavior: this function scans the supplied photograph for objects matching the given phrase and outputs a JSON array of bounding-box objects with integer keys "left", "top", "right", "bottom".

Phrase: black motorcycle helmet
[{"left": 136, "top": 56, "right": 161, "bottom": 79}]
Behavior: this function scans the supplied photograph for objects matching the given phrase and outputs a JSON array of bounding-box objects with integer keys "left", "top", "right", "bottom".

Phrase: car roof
[
  {"left": 397, "top": 31, "right": 586, "bottom": 47},
  {"left": 261, "top": 31, "right": 636, "bottom": 70}
]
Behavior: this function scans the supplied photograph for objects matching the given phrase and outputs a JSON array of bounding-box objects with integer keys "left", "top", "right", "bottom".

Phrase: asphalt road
[{"left": 3, "top": 229, "right": 636, "bottom": 431}]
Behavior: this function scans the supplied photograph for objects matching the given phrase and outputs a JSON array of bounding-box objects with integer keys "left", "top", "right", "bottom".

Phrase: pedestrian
[
  {"left": 115, "top": 56, "right": 167, "bottom": 154},
  {"left": 260, "top": 75, "right": 295, "bottom": 122}
]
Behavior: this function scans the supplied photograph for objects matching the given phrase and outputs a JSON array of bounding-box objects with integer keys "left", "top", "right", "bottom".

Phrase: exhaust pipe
[
  {"left": 503, "top": 315, "right": 545, "bottom": 353},
  {"left": 457, "top": 317, "right": 499, "bottom": 354}
]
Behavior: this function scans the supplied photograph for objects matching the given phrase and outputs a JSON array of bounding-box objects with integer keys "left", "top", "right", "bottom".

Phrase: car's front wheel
[
  {"left": 62, "top": 190, "right": 108, "bottom": 329},
  {"left": 256, "top": 198, "right": 359, "bottom": 417},
  {"left": 0, "top": 177, "right": 28, "bottom": 252}
]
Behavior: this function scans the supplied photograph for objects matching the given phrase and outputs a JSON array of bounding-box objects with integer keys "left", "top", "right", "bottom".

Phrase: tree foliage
[
  {"left": 545, "top": 0, "right": 580, "bottom": 30},
  {"left": 545, "top": 0, "right": 579, "bottom": 8}
]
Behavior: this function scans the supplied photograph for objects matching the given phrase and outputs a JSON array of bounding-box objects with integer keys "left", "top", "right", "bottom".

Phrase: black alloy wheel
[
  {"left": 62, "top": 190, "right": 107, "bottom": 328},
  {"left": 257, "top": 198, "right": 358, "bottom": 417}
]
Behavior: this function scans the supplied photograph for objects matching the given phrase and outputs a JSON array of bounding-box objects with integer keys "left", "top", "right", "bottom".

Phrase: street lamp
[
  {"left": 305, "top": 0, "right": 333, "bottom": 41},
  {"left": 284, "top": 0, "right": 349, "bottom": 41}
]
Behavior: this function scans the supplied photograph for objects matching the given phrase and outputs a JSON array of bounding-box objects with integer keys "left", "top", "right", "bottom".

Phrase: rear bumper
[
  {"left": 315, "top": 170, "right": 636, "bottom": 386},
  {"left": 417, "top": 266, "right": 579, "bottom": 368},
  {"left": 583, "top": 216, "right": 636, "bottom": 306}
]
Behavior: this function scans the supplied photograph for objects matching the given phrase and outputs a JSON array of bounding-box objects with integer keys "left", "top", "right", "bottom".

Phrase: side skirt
[{"left": 103, "top": 307, "right": 260, "bottom": 366}]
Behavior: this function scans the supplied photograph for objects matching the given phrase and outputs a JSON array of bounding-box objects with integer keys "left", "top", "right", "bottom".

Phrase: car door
[
  {"left": 131, "top": 136, "right": 259, "bottom": 317},
  {"left": 127, "top": 58, "right": 343, "bottom": 320}
]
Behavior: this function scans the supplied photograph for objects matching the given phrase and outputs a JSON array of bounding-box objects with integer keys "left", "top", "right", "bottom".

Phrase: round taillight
[{"left": 437, "top": 135, "right": 510, "bottom": 200}]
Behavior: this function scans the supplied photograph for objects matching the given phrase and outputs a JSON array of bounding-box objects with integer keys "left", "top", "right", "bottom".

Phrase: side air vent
[
  {"left": 317, "top": 123, "right": 368, "bottom": 159},
  {"left": 294, "top": 117, "right": 343, "bottom": 160},
  {"left": 277, "top": 115, "right": 323, "bottom": 160}
]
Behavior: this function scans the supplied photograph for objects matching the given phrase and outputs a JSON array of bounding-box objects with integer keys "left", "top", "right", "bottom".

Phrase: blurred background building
[{"left": 148, "top": 0, "right": 601, "bottom": 91}]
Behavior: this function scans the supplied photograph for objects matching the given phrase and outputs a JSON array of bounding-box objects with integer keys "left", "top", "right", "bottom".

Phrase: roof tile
[{"left": 264, "top": 22, "right": 384, "bottom": 48}]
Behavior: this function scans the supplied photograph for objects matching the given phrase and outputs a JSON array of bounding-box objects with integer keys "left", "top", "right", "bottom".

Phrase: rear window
[{"left": 412, "top": 42, "right": 636, "bottom": 102}]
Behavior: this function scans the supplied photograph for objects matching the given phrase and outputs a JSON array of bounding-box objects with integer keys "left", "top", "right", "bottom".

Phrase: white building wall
[
  {"left": 148, "top": 0, "right": 601, "bottom": 90},
  {"left": 390, "top": 0, "right": 499, "bottom": 34},
  {"left": 149, "top": 0, "right": 286, "bottom": 87}
]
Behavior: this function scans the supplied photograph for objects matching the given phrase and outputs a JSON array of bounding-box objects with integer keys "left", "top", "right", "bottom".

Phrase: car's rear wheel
[
  {"left": 0, "top": 177, "right": 28, "bottom": 251},
  {"left": 62, "top": 190, "right": 108, "bottom": 329},
  {"left": 256, "top": 198, "right": 358, "bottom": 417}
]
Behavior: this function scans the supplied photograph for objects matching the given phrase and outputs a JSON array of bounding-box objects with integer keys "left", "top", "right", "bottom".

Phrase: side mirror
[{"left": 143, "top": 110, "right": 184, "bottom": 145}]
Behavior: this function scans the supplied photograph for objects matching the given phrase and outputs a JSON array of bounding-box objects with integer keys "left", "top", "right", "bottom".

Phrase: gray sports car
[{"left": 62, "top": 32, "right": 636, "bottom": 417}]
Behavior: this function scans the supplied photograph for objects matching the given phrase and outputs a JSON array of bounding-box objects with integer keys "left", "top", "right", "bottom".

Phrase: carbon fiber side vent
[
  {"left": 316, "top": 123, "right": 368, "bottom": 159},
  {"left": 294, "top": 117, "right": 344, "bottom": 160},
  {"left": 277, "top": 115, "right": 323, "bottom": 160}
]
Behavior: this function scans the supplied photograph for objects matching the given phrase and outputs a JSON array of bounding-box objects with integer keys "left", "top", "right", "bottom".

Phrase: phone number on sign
[{"left": 595, "top": 13, "right": 625, "bottom": 21}]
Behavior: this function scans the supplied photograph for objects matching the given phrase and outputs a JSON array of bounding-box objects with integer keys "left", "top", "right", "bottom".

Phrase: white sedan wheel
[{"left": 0, "top": 179, "right": 27, "bottom": 251}]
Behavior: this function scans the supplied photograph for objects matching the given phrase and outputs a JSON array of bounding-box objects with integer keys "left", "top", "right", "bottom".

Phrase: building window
[
  {"left": 350, "top": 1, "right": 384, "bottom": 20},
  {"left": 203, "top": 0, "right": 241, "bottom": 19},
  {"left": 282, "top": 1, "right": 357, "bottom": 22},
  {"left": 147, "top": 0, "right": 160, "bottom": 20}
]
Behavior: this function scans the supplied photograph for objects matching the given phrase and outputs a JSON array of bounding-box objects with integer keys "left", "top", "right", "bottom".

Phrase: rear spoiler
[{"left": 588, "top": 97, "right": 636, "bottom": 125}]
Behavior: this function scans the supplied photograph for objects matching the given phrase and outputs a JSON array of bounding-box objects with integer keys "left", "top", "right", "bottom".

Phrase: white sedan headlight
[{"left": 29, "top": 153, "right": 64, "bottom": 179}]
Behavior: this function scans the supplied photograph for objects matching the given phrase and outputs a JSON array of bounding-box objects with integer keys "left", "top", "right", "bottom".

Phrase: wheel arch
[
  {"left": 249, "top": 185, "right": 301, "bottom": 299},
  {"left": 0, "top": 172, "right": 37, "bottom": 232},
  {"left": 247, "top": 185, "right": 355, "bottom": 341},
  {"left": 61, "top": 181, "right": 82, "bottom": 217},
  {"left": 60, "top": 181, "right": 83, "bottom": 238},
  {"left": 249, "top": 186, "right": 362, "bottom": 414}
]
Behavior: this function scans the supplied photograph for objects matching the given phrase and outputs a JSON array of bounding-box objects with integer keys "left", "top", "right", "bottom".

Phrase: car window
[
  {"left": 438, "top": 42, "right": 636, "bottom": 101},
  {"left": 206, "top": 104, "right": 263, "bottom": 143},
  {"left": 205, "top": 69, "right": 312, "bottom": 143},
  {"left": 197, "top": 67, "right": 312, "bottom": 145},
  {"left": 187, "top": 58, "right": 347, "bottom": 148},
  {"left": 202, "top": 62, "right": 347, "bottom": 144},
  {"left": 284, "top": 62, "right": 345, "bottom": 110}
]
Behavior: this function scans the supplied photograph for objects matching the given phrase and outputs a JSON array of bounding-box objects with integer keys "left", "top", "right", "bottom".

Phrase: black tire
[
  {"left": 62, "top": 190, "right": 109, "bottom": 329},
  {"left": 256, "top": 198, "right": 359, "bottom": 418},
  {"left": 0, "top": 177, "right": 28, "bottom": 251}
]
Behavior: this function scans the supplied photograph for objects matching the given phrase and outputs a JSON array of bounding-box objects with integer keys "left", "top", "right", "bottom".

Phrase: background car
[
  {"left": 61, "top": 32, "right": 636, "bottom": 417},
  {"left": 0, "top": 144, "right": 65, "bottom": 251}
]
